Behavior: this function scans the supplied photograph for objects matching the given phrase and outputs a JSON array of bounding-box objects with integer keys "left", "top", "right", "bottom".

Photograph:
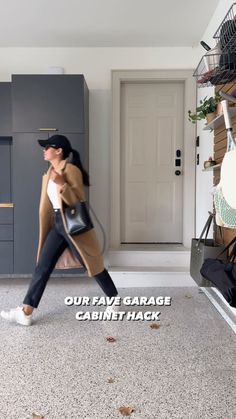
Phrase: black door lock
[
  {"left": 175, "top": 170, "right": 181, "bottom": 176},
  {"left": 175, "top": 158, "right": 181, "bottom": 167}
]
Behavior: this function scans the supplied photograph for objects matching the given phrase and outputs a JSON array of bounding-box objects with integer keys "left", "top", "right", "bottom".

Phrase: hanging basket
[{"left": 193, "top": 52, "right": 236, "bottom": 87}]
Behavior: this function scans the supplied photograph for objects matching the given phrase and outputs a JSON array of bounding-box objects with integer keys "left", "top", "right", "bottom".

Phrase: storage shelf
[
  {"left": 202, "top": 163, "right": 221, "bottom": 172},
  {"left": 193, "top": 52, "right": 236, "bottom": 87},
  {"left": 203, "top": 107, "right": 236, "bottom": 130},
  {"left": 213, "top": 3, "right": 236, "bottom": 53},
  {"left": 194, "top": 3, "right": 236, "bottom": 88}
]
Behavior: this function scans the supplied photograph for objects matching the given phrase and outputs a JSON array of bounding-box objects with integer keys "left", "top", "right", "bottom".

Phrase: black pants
[{"left": 23, "top": 211, "right": 118, "bottom": 308}]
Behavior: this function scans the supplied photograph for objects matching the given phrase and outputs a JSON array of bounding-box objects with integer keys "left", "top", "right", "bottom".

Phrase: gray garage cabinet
[{"left": 0, "top": 75, "right": 89, "bottom": 274}]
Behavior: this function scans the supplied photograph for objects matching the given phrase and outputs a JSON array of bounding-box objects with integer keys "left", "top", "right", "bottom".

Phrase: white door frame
[{"left": 110, "top": 69, "right": 196, "bottom": 249}]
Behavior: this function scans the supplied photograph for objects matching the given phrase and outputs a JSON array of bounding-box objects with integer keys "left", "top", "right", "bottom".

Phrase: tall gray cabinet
[{"left": 0, "top": 74, "right": 89, "bottom": 274}]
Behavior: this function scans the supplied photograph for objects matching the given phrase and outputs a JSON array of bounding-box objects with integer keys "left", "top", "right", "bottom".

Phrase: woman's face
[{"left": 43, "top": 146, "right": 63, "bottom": 162}]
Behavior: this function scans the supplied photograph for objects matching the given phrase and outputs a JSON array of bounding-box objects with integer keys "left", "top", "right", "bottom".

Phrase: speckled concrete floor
[{"left": 0, "top": 277, "right": 235, "bottom": 419}]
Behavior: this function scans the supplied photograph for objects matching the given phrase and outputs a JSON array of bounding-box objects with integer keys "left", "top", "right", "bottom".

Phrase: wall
[
  {"left": 0, "top": 46, "right": 198, "bottom": 246},
  {"left": 195, "top": 86, "right": 215, "bottom": 237}
]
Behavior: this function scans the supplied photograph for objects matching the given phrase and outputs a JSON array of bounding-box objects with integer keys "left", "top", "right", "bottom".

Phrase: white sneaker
[
  {"left": 0, "top": 306, "right": 32, "bottom": 326},
  {"left": 104, "top": 300, "right": 126, "bottom": 315},
  {"left": 104, "top": 302, "right": 120, "bottom": 315}
]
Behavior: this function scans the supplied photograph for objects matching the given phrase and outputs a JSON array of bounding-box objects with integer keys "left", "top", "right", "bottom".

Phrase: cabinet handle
[
  {"left": 0, "top": 203, "right": 14, "bottom": 208},
  {"left": 38, "top": 128, "right": 58, "bottom": 131}
]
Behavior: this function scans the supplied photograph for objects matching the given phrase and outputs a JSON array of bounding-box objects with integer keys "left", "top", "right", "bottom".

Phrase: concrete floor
[{"left": 0, "top": 277, "right": 235, "bottom": 419}]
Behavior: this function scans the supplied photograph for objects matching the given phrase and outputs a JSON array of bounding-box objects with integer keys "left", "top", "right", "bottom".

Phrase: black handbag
[
  {"left": 64, "top": 201, "right": 94, "bottom": 235},
  {"left": 190, "top": 212, "right": 225, "bottom": 287},
  {"left": 200, "top": 236, "right": 236, "bottom": 308}
]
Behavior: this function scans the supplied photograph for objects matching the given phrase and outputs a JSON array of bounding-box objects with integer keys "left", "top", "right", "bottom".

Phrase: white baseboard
[{"left": 108, "top": 267, "right": 196, "bottom": 287}]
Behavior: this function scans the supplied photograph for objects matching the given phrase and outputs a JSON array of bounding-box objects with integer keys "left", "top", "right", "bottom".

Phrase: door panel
[{"left": 121, "top": 82, "right": 184, "bottom": 243}]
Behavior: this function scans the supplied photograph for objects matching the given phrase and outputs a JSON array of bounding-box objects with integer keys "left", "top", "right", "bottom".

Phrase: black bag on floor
[
  {"left": 200, "top": 236, "right": 236, "bottom": 308},
  {"left": 190, "top": 213, "right": 225, "bottom": 287}
]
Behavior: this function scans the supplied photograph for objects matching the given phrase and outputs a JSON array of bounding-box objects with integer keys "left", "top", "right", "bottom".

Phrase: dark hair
[{"left": 63, "top": 148, "right": 90, "bottom": 187}]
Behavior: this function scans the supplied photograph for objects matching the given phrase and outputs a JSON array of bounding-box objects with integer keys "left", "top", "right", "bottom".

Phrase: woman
[{"left": 1, "top": 135, "right": 118, "bottom": 326}]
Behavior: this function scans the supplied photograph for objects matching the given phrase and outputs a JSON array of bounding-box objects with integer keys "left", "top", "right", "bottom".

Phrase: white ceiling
[{"left": 0, "top": 0, "right": 220, "bottom": 47}]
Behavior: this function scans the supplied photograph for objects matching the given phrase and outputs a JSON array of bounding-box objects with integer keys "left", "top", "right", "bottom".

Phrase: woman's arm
[{"left": 58, "top": 164, "right": 85, "bottom": 207}]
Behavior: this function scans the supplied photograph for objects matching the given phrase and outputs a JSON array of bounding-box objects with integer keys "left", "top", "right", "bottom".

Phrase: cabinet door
[
  {"left": 12, "top": 75, "right": 88, "bottom": 133},
  {"left": 0, "top": 137, "right": 12, "bottom": 203},
  {"left": 0, "top": 82, "right": 12, "bottom": 136},
  {"left": 13, "top": 134, "right": 48, "bottom": 273},
  {"left": 0, "top": 242, "right": 13, "bottom": 274},
  {"left": 61, "top": 132, "right": 88, "bottom": 171},
  {"left": 0, "top": 208, "right": 13, "bottom": 274},
  {"left": 0, "top": 207, "right": 13, "bottom": 224}
]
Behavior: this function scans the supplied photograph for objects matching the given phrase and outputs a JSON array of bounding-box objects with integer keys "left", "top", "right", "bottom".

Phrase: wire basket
[
  {"left": 193, "top": 51, "right": 236, "bottom": 87},
  {"left": 213, "top": 3, "right": 236, "bottom": 53}
]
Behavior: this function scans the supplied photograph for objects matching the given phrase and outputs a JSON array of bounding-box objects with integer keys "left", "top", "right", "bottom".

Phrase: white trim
[
  {"left": 212, "top": 287, "right": 236, "bottom": 317},
  {"left": 111, "top": 69, "right": 196, "bottom": 249},
  {"left": 201, "top": 288, "right": 236, "bottom": 334}
]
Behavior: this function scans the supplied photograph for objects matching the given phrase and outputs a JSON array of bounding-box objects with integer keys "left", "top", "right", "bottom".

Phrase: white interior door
[{"left": 121, "top": 82, "right": 184, "bottom": 243}]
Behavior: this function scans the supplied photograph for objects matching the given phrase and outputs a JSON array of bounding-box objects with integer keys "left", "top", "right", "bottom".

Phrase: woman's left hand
[{"left": 51, "top": 169, "right": 65, "bottom": 186}]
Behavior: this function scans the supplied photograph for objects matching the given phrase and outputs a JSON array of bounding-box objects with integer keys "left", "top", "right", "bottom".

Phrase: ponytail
[{"left": 70, "top": 149, "right": 90, "bottom": 186}]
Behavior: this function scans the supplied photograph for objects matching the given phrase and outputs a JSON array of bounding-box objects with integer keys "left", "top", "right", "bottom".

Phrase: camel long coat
[{"left": 37, "top": 159, "right": 104, "bottom": 277}]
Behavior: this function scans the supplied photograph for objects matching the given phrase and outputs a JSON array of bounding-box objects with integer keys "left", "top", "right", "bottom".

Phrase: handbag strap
[
  {"left": 196, "top": 212, "right": 213, "bottom": 247},
  {"left": 70, "top": 201, "right": 106, "bottom": 258},
  {"left": 217, "top": 224, "right": 224, "bottom": 243},
  {"left": 87, "top": 202, "right": 106, "bottom": 255},
  {"left": 227, "top": 239, "right": 236, "bottom": 263},
  {"left": 216, "top": 235, "right": 236, "bottom": 259},
  {"left": 213, "top": 210, "right": 224, "bottom": 243}
]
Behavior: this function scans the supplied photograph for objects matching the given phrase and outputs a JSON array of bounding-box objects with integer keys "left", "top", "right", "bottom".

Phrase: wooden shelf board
[{"left": 203, "top": 107, "right": 236, "bottom": 131}]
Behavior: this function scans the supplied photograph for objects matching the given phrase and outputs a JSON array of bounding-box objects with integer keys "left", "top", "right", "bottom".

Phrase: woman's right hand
[{"left": 50, "top": 169, "right": 65, "bottom": 186}]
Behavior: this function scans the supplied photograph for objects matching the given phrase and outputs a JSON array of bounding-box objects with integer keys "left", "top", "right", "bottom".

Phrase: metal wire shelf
[
  {"left": 193, "top": 52, "right": 236, "bottom": 87},
  {"left": 213, "top": 2, "right": 236, "bottom": 53}
]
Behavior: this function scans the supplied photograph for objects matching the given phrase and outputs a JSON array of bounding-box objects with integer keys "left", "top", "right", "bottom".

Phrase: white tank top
[{"left": 47, "top": 179, "right": 61, "bottom": 209}]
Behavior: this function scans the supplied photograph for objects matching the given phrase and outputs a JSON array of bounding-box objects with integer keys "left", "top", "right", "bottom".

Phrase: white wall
[
  {"left": 0, "top": 47, "right": 197, "bottom": 87},
  {"left": 0, "top": 46, "right": 198, "bottom": 246},
  {"left": 195, "top": 86, "right": 215, "bottom": 237}
]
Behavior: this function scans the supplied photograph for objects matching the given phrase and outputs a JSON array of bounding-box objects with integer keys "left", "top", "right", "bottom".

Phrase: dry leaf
[
  {"left": 185, "top": 294, "right": 192, "bottom": 299},
  {"left": 150, "top": 323, "right": 160, "bottom": 329},
  {"left": 32, "top": 414, "right": 44, "bottom": 419},
  {"left": 108, "top": 378, "right": 115, "bottom": 383},
  {"left": 106, "top": 336, "right": 116, "bottom": 342},
  {"left": 118, "top": 406, "right": 135, "bottom": 416}
]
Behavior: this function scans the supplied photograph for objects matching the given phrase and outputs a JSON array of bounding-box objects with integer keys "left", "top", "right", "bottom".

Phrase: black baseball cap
[{"left": 38, "top": 135, "right": 72, "bottom": 155}]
